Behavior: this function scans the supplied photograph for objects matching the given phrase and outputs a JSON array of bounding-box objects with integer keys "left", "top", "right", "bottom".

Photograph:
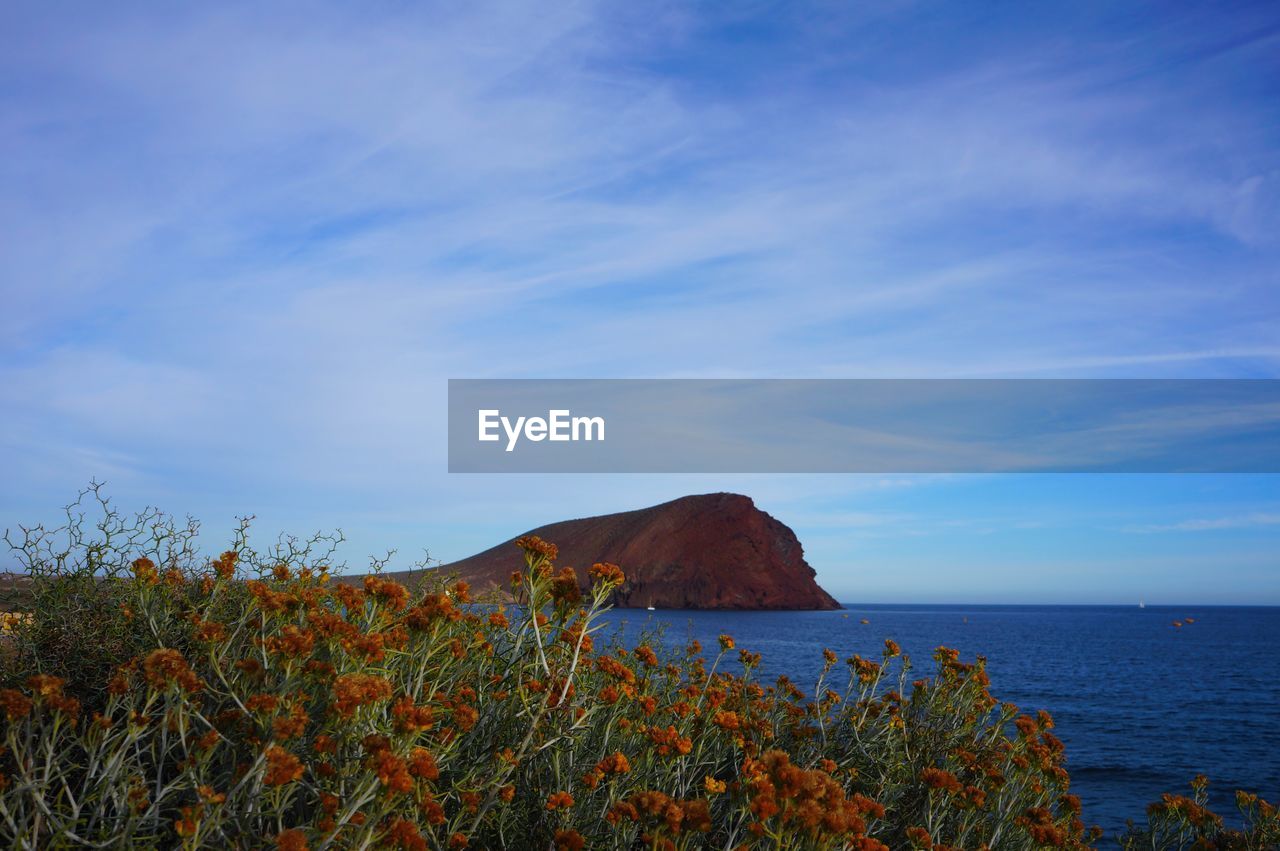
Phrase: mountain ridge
[{"left": 409, "top": 493, "right": 840, "bottom": 611}]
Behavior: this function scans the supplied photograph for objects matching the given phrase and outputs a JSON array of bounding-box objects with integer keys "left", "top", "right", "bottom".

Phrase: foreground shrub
[
  {"left": 1118, "top": 775, "right": 1280, "bottom": 851},
  {"left": 0, "top": 485, "right": 341, "bottom": 712},
  {"left": 0, "top": 494, "right": 1275, "bottom": 849}
]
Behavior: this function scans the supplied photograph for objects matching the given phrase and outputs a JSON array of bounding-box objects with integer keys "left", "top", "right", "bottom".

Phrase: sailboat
[{"left": 1139, "top": 600, "right": 1145, "bottom": 609}]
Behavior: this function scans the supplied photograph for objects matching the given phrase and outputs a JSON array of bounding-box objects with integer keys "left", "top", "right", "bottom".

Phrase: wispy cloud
[{"left": 1124, "top": 513, "right": 1280, "bottom": 533}]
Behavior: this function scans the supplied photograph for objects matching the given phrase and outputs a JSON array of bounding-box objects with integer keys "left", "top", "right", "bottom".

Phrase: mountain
[{"left": 424, "top": 493, "right": 840, "bottom": 610}]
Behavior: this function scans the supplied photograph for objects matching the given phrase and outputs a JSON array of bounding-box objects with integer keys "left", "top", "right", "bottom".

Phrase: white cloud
[{"left": 1124, "top": 513, "right": 1280, "bottom": 533}]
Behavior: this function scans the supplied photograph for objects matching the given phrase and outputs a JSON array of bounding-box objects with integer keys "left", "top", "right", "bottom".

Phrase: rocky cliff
[{"left": 431, "top": 493, "right": 840, "bottom": 610}]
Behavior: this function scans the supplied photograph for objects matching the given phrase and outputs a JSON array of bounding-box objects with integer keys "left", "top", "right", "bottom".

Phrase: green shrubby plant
[{"left": 0, "top": 494, "right": 1274, "bottom": 850}]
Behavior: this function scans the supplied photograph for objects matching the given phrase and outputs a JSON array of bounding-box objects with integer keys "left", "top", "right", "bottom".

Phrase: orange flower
[
  {"left": 266, "top": 625, "right": 316, "bottom": 659},
  {"left": 246, "top": 580, "right": 300, "bottom": 614},
  {"left": 364, "top": 575, "right": 410, "bottom": 611},
  {"left": 906, "top": 826, "right": 933, "bottom": 848},
  {"left": 596, "top": 655, "right": 636, "bottom": 684},
  {"left": 553, "top": 829, "right": 586, "bottom": 851},
  {"left": 319, "top": 791, "right": 340, "bottom": 816},
  {"left": 332, "top": 673, "right": 393, "bottom": 717},
  {"left": 27, "top": 674, "right": 65, "bottom": 698},
  {"left": 588, "top": 562, "right": 625, "bottom": 585},
  {"left": 362, "top": 733, "right": 391, "bottom": 755},
  {"left": 920, "top": 767, "right": 963, "bottom": 794},
  {"left": 212, "top": 550, "right": 238, "bottom": 580},
  {"left": 235, "top": 657, "right": 265, "bottom": 680},
  {"left": 391, "top": 695, "right": 435, "bottom": 733},
  {"left": 342, "top": 632, "right": 388, "bottom": 662},
  {"left": 404, "top": 594, "right": 461, "bottom": 629},
  {"left": 718, "top": 634, "right": 735, "bottom": 651},
  {"left": 453, "top": 703, "right": 479, "bottom": 731},
  {"left": 142, "top": 649, "right": 202, "bottom": 693},
  {"left": 275, "top": 829, "right": 309, "bottom": 851},
  {"left": 374, "top": 750, "right": 413, "bottom": 795},
  {"left": 193, "top": 619, "right": 227, "bottom": 643},
  {"left": 386, "top": 818, "right": 428, "bottom": 851},
  {"left": 412, "top": 791, "right": 443, "bottom": 824},
  {"left": 597, "top": 751, "right": 631, "bottom": 775},
  {"left": 408, "top": 747, "right": 440, "bottom": 781},
  {"left": 305, "top": 608, "right": 355, "bottom": 640},
  {"left": 263, "top": 745, "right": 304, "bottom": 786},
  {"left": 197, "top": 785, "right": 225, "bottom": 805},
  {"left": 647, "top": 725, "right": 693, "bottom": 757},
  {"left": 174, "top": 804, "right": 201, "bottom": 837},
  {"left": 1014, "top": 806, "right": 1068, "bottom": 846},
  {"left": 550, "top": 566, "right": 582, "bottom": 604},
  {"left": 546, "top": 791, "right": 575, "bottom": 810},
  {"left": 848, "top": 655, "right": 881, "bottom": 685},
  {"left": 131, "top": 557, "right": 159, "bottom": 585},
  {"left": 272, "top": 702, "right": 309, "bottom": 740},
  {"left": 712, "top": 710, "right": 741, "bottom": 731},
  {"left": 515, "top": 535, "right": 558, "bottom": 562}
]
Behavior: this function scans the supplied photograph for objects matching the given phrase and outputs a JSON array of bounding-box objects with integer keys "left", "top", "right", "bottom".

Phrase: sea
[{"left": 595, "top": 604, "right": 1280, "bottom": 839}]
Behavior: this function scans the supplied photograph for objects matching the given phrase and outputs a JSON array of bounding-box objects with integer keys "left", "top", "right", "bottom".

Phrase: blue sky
[{"left": 1, "top": 2, "right": 1277, "bottom": 603}]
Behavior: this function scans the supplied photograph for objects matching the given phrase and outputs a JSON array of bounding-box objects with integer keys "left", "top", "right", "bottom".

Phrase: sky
[{"left": 1, "top": 1, "right": 1278, "bottom": 603}]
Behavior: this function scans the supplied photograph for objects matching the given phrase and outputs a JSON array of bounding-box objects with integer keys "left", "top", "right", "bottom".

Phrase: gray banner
[{"left": 447, "top": 379, "right": 1280, "bottom": 473}]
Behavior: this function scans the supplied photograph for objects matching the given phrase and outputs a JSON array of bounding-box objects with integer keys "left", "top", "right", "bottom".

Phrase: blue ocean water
[{"left": 596, "top": 604, "right": 1280, "bottom": 838}]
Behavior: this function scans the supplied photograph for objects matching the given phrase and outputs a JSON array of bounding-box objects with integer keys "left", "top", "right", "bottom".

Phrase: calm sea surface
[{"left": 596, "top": 604, "right": 1280, "bottom": 838}]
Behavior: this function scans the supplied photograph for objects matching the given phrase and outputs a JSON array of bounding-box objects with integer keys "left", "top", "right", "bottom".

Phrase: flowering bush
[
  {"left": 0, "top": 492, "right": 1276, "bottom": 849},
  {"left": 1118, "top": 775, "right": 1279, "bottom": 850}
]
